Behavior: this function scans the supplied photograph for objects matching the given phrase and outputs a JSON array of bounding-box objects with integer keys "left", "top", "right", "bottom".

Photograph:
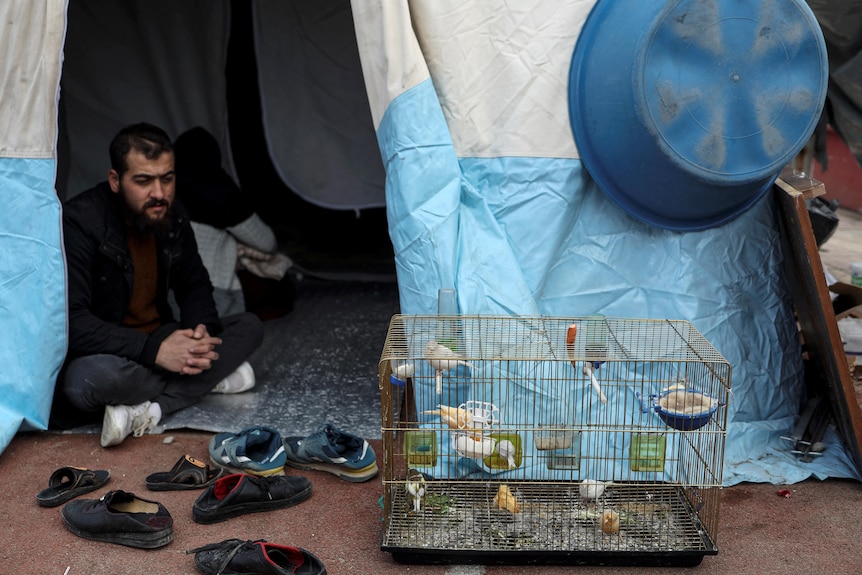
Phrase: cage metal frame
[{"left": 378, "top": 315, "right": 731, "bottom": 566}]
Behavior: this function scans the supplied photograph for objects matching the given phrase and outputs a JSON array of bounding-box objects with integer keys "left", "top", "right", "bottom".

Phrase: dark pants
[{"left": 54, "top": 313, "right": 263, "bottom": 426}]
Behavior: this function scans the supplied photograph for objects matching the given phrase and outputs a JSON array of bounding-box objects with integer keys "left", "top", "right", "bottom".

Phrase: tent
[
  {"left": 1, "top": 0, "right": 860, "bottom": 485},
  {"left": 2, "top": 0, "right": 389, "bottom": 455}
]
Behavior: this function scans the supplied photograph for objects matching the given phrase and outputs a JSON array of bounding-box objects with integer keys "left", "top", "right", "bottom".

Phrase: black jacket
[{"left": 62, "top": 182, "right": 222, "bottom": 368}]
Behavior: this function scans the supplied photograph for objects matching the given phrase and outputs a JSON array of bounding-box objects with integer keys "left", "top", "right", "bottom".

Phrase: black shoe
[
  {"left": 189, "top": 539, "right": 326, "bottom": 575},
  {"left": 61, "top": 490, "right": 173, "bottom": 549},
  {"left": 192, "top": 473, "right": 312, "bottom": 524}
]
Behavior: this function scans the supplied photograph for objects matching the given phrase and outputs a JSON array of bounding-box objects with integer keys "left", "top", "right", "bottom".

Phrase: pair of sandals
[{"left": 36, "top": 455, "right": 223, "bottom": 507}]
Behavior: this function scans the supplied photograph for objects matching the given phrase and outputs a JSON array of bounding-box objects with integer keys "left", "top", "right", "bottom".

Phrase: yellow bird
[
  {"left": 601, "top": 509, "right": 620, "bottom": 535},
  {"left": 423, "top": 404, "right": 473, "bottom": 430},
  {"left": 493, "top": 484, "right": 520, "bottom": 514}
]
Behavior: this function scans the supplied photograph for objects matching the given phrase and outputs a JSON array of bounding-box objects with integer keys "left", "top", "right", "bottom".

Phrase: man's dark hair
[{"left": 109, "top": 123, "right": 173, "bottom": 176}]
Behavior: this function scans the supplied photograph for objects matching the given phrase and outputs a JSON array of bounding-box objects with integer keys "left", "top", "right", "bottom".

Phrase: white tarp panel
[
  {"left": 350, "top": 0, "right": 861, "bottom": 484},
  {"left": 0, "top": 0, "right": 66, "bottom": 157},
  {"left": 0, "top": 0, "right": 67, "bottom": 452},
  {"left": 409, "top": 1, "right": 586, "bottom": 159}
]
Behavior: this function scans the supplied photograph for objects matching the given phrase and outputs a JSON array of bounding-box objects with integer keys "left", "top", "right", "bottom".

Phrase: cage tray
[{"left": 382, "top": 481, "right": 716, "bottom": 566}]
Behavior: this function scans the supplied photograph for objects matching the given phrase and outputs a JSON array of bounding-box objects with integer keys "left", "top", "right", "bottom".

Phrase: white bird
[
  {"left": 405, "top": 468, "right": 427, "bottom": 512},
  {"left": 452, "top": 433, "right": 496, "bottom": 458},
  {"left": 425, "top": 340, "right": 475, "bottom": 394},
  {"left": 579, "top": 479, "right": 612, "bottom": 500},
  {"left": 391, "top": 361, "right": 414, "bottom": 381},
  {"left": 582, "top": 363, "right": 608, "bottom": 404},
  {"left": 497, "top": 439, "right": 517, "bottom": 469}
]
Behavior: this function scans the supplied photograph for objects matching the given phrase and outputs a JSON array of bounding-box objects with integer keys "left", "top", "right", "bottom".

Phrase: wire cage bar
[{"left": 378, "top": 315, "right": 731, "bottom": 566}]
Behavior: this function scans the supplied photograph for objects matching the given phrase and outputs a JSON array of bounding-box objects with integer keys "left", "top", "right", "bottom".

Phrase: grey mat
[
  {"left": 68, "top": 278, "right": 400, "bottom": 441},
  {"left": 161, "top": 278, "right": 400, "bottom": 440}
]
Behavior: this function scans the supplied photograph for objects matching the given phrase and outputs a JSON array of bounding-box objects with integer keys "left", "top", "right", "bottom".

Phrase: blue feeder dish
[{"left": 639, "top": 388, "right": 720, "bottom": 431}]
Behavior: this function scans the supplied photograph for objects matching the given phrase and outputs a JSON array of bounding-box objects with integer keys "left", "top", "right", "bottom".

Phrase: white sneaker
[
  {"left": 100, "top": 401, "right": 162, "bottom": 448},
  {"left": 211, "top": 361, "right": 256, "bottom": 394}
]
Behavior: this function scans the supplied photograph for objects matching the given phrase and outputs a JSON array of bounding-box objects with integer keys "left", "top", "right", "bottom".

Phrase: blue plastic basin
[{"left": 568, "top": 0, "right": 828, "bottom": 231}]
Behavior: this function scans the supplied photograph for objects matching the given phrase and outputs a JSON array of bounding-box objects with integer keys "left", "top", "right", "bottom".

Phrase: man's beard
[{"left": 120, "top": 189, "right": 175, "bottom": 239}]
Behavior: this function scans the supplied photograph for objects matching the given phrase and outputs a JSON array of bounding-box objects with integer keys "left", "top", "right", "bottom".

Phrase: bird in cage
[
  {"left": 424, "top": 340, "right": 475, "bottom": 394},
  {"left": 453, "top": 432, "right": 496, "bottom": 458},
  {"left": 405, "top": 468, "right": 427, "bottom": 513},
  {"left": 391, "top": 360, "right": 415, "bottom": 381},
  {"left": 601, "top": 509, "right": 620, "bottom": 535},
  {"left": 579, "top": 479, "right": 612, "bottom": 500},
  {"left": 497, "top": 439, "right": 517, "bottom": 469},
  {"left": 423, "top": 404, "right": 483, "bottom": 437},
  {"left": 493, "top": 484, "right": 520, "bottom": 514}
]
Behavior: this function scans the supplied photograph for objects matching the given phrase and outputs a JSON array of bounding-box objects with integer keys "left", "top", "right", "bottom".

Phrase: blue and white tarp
[
  {"left": 350, "top": 0, "right": 861, "bottom": 485},
  {"left": 0, "top": 0, "right": 67, "bottom": 453}
]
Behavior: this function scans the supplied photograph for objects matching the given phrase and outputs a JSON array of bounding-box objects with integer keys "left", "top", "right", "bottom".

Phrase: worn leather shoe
[
  {"left": 192, "top": 473, "right": 312, "bottom": 524},
  {"left": 61, "top": 490, "right": 173, "bottom": 548},
  {"left": 189, "top": 539, "right": 326, "bottom": 575}
]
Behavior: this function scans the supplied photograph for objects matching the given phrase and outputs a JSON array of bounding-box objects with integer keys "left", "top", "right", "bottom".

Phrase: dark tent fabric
[
  {"left": 806, "top": 0, "right": 862, "bottom": 168},
  {"left": 57, "top": 0, "right": 385, "bottom": 213}
]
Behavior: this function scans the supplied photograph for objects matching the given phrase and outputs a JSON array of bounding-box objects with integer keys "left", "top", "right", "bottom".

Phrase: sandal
[
  {"left": 145, "top": 454, "right": 224, "bottom": 491},
  {"left": 36, "top": 466, "right": 111, "bottom": 507}
]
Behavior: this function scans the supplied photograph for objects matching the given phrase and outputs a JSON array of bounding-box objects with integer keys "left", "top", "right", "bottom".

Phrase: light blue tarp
[
  {"left": 0, "top": 160, "right": 66, "bottom": 450},
  {"left": 353, "top": 0, "right": 862, "bottom": 485}
]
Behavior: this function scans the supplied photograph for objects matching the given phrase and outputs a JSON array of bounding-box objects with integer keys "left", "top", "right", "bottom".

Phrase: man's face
[{"left": 109, "top": 149, "right": 176, "bottom": 236}]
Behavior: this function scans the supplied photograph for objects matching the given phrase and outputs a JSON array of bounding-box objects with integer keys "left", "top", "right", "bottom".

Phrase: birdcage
[{"left": 378, "top": 315, "right": 731, "bottom": 566}]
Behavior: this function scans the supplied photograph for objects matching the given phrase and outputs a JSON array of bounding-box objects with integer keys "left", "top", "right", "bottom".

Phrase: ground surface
[{"left": 4, "top": 430, "right": 862, "bottom": 575}]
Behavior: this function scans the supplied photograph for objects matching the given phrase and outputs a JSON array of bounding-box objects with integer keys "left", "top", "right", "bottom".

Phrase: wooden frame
[{"left": 774, "top": 175, "right": 862, "bottom": 477}]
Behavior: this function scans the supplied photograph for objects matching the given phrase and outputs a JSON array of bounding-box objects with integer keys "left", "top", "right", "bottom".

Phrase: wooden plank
[
  {"left": 775, "top": 177, "right": 862, "bottom": 477},
  {"left": 776, "top": 166, "right": 826, "bottom": 200}
]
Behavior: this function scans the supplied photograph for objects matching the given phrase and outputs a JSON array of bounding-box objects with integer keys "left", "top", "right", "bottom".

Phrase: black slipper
[
  {"left": 146, "top": 454, "right": 224, "bottom": 491},
  {"left": 36, "top": 466, "right": 111, "bottom": 507}
]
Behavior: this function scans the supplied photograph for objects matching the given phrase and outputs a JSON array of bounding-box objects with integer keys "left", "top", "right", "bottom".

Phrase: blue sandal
[{"left": 209, "top": 425, "right": 286, "bottom": 476}]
